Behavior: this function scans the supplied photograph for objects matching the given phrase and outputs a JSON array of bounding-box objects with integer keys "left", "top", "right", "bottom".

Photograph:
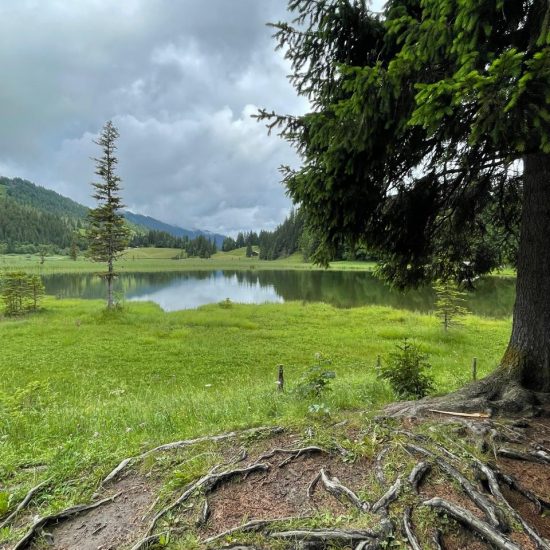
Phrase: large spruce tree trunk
[
  {"left": 107, "top": 258, "right": 114, "bottom": 309},
  {"left": 499, "top": 153, "right": 550, "bottom": 392}
]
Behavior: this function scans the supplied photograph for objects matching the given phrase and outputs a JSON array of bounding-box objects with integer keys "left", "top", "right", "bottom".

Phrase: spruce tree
[
  {"left": 86, "top": 121, "right": 130, "bottom": 309},
  {"left": 259, "top": 0, "right": 550, "bottom": 412}
]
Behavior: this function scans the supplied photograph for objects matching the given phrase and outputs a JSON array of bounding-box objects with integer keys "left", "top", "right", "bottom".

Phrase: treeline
[
  {"left": 130, "top": 230, "right": 217, "bottom": 258},
  {"left": 0, "top": 197, "right": 84, "bottom": 254}
]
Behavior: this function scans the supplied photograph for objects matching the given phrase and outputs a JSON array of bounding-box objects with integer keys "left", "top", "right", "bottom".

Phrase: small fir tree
[
  {"left": 27, "top": 274, "right": 45, "bottom": 311},
  {"left": 433, "top": 281, "right": 469, "bottom": 331},
  {"left": 246, "top": 243, "right": 253, "bottom": 257},
  {"left": 86, "top": 121, "right": 130, "bottom": 309},
  {"left": 69, "top": 238, "right": 79, "bottom": 261}
]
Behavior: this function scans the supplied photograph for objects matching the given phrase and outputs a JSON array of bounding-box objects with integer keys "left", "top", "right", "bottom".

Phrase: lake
[{"left": 43, "top": 270, "right": 516, "bottom": 317}]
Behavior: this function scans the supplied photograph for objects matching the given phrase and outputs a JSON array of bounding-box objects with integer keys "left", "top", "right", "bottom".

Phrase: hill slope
[{"left": 0, "top": 176, "right": 226, "bottom": 251}]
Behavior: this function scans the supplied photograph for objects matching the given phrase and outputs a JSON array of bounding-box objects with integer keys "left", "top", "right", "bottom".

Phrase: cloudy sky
[{"left": 0, "top": 0, "right": 382, "bottom": 236}]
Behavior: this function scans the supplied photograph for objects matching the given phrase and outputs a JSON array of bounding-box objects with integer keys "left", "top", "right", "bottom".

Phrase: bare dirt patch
[{"left": 30, "top": 476, "right": 158, "bottom": 550}]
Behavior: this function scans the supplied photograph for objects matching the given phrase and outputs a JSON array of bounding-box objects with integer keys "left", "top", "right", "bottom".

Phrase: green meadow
[
  {"left": 1, "top": 297, "right": 510, "bottom": 514},
  {"left": 0, "top": 248, "right": 377, "bottom": 275}
]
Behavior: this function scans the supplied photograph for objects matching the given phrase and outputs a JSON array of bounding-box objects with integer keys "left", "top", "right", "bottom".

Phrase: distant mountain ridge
[
  {"left": 123, "top": 211, "right": 226, "bottom": 247},
  {"left": 0, "top": 176, "right": 226, "bottom": 250}
]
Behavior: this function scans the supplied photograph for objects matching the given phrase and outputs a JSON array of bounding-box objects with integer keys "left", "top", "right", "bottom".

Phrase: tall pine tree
[{"left": 86, "top": 121, "right": 130, "bottom": 309}]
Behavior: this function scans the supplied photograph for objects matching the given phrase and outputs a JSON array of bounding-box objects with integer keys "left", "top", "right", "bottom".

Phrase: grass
[
  {"left": 0, "top": 248, "right": 377, "bottom": 274},
  {"left": 0, "top": 297, "right": 510, "bottom": 521}
]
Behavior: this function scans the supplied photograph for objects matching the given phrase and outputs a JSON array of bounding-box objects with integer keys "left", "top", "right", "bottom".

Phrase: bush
[
  {"left": 294, "top": 353, "right": 335, "bottom": 398},
  {"left": 378, "top": 339, "right": 434, "bottom": 399}
]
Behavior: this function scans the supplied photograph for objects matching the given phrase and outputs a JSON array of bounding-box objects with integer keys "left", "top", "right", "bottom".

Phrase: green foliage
[
  {"left": 434, "top": 281, "right": 470, "bottom": 331},
  {"left": 378, "top": 339, "right": 434, "bottom": 399},
  {"left": 257, "top": 0, "right": 550, "bottom": 285},
  {"left": 86, "top": 121, "right": 130, "bottom": 308},
  {"left": 294, "top": 353, "right": 335, "bottom": 398},
  {"left": 0, "top": 272, "right": 44, "bottom": 316}
]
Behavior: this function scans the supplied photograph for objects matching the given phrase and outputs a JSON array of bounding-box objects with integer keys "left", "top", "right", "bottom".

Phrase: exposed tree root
[
  {"left": 385, "top": 376, "right": 550, "bottom": 418},
  {"left": 408, "top": 461, "right": 431, "bottom": 493},
  {"left": 13, "top": 492, "right": 122, "bottom": 550},
  {"left": 405, "top": 442, "right": 509, "bottom": 531},
  {"left": 0, "top": 479, "right": 50, "bottom": 530},
  {"left": 10, "top": 417, "right": 550, "bottom": 550},
  {"left": 146, "top": 463, "right": 270, "bottom": 536},
  {"left": 317, "top": 468, "right": 369, "bottom": 512},
  {"left": 269, "top": 528, "right": 381, "bottom": 543},
  {"left": 424, "top": 497, "right": 521, "bottom": 550},
  {"left": 498, "top": 447, "right": 550, "bottom": 464},
  {"left": 371, "top": 477, "right": 402, "bottom": 513},
  {"left": 202, "top": 517, "right": 304, "bottom": 545},
  {"left": 256, "top": 445, "right": 326, "bottom": 468},
  {"left": 100, "top": 426, "right": 282, "bottom": 486},
  {"left": 403, "top": 506, "right": 422, "bottom": 550}
]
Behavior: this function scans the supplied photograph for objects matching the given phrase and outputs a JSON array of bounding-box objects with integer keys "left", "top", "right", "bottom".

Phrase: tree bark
[
  {"left": 499, "top": 153, "right": 550, "bottom": 392},
  {"left": 107, "top": 258, "right": 114, "bottom": 309}
]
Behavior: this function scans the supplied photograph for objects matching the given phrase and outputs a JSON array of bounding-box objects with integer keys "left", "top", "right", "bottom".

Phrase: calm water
[{"left": 43, "top": 270, "right": 516, "bottom": 317}]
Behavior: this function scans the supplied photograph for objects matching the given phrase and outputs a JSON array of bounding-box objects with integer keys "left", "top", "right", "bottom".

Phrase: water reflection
[{"left": 43, "top": 270, "right": 516, "bottom": 317}]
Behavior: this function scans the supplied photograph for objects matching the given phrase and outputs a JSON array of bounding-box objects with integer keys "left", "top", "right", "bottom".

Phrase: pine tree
[
  {"left": 86, "top": 121, "right": 130, "bottom": 309},
  {"left": 433, "top": 281, "right": 469, "bottom": 332}
]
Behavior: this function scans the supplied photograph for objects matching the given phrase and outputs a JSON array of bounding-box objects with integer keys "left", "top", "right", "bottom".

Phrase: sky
[{"left": 0, "top": 0, "right": 383, "bottom": 236}]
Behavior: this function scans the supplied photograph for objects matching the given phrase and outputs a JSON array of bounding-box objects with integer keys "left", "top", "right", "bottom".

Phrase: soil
[{"left": 5, "top": 417, "right": 550, "bottom": 550}]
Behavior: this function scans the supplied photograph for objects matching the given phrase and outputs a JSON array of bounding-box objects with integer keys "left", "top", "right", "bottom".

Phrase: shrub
[
  {"left": 1, "top": 272, "right": 45, "bottom": 316},
  {"left": 378, "top": 339, "right": 434, "bottom": 399},
  {"left": 295, "top": 353, "right": 335, "bottom": 398}
]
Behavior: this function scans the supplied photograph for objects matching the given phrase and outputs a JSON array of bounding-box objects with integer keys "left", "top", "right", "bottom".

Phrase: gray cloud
[{"left": 0, "top": 0, "right": 382, "bottom": 235}]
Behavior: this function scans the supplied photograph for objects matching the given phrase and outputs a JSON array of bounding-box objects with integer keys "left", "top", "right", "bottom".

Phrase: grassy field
[
  {"left": 0, "top": 248, "right": 377, "bottom": 275},
  {"left": 0, "top": 297, "right": 510, "bottom": 524}
]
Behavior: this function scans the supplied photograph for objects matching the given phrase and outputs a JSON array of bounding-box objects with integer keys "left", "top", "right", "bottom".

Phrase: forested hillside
[{"left": 0, "top": 177, "right": 86, "bottom": 253}]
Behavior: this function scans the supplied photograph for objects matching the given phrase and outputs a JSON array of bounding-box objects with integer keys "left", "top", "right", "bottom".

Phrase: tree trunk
[
  {"left": 107, "top": 259, "right": 114, "bottom": 309},
  {"left": 499, "top": 153, "right": 550, "bottom": 393},
  {"left": 385, "top": 153, "right": 550, "bottom": 416}
]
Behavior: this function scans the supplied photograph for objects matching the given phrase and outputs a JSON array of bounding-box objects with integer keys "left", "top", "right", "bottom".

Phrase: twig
[
  {"left": 0, "top": 479, "right": 50, "bottom": 529},
  {"left": 424, "top": 497, "right": 521, "bottom": 550}
]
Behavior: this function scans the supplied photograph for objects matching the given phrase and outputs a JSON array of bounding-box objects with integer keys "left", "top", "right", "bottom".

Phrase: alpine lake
[{"left": 43, "top": 269, "right": 516, "bottom": 318}]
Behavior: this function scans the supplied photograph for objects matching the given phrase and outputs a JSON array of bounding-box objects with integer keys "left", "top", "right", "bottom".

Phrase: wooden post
[
  {"left": 277, "top": 365, "right": 284, "bottom": 392},
  {"left": 472, "top": 357, "right": 477, "bottom": 381}
]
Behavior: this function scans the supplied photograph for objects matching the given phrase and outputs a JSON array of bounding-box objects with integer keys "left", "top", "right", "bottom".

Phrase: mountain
[
  {"left": 123, "top": 211, "right": 226, "bottom": 247},
  {"left": 0, "top": 176, "right": 226, "bottom": 251}
]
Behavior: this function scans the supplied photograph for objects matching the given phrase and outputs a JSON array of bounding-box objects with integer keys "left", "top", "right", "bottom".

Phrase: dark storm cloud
[{"left": 0, "top": 0, "right": 382, "bottom": 234}]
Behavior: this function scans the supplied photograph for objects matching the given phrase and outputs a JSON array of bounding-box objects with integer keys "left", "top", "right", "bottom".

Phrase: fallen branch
[
  {"left": 318, "top": 469, "right": 369, "bottom": 512},
  {"left": 0, "top": 479, "right": 50, "bottom": 529},
  {"left": 424, "top": 497, "right": 520, "bottom": 550},
  {"left": 403, "top": 506, "right": 422, "bottom": 550},
  {"left": 13, "top": 492, "right": 122, "bottom": 550},
  {"left": 428, "top": 409, "right": 490, "bottom": 418},
  {"left": 101, "top": 426, "right": 282, "bottom": 485}
]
